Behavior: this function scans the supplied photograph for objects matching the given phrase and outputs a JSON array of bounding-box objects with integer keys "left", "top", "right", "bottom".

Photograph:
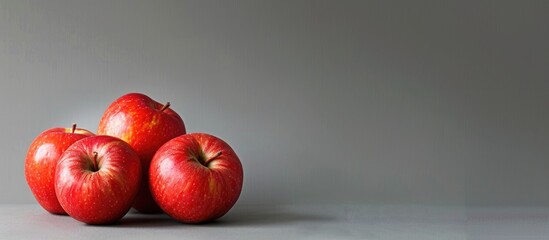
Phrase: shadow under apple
[{"left": 102, "top": 206, "right": 334, "bottom": 228}]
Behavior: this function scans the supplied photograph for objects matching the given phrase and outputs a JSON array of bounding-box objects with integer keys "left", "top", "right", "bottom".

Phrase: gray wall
[{"left": 1, "top": 0, "right": 549, "bottom": 206}]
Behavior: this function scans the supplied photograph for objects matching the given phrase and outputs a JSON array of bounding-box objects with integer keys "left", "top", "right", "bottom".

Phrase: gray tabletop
[{"left": 2, "top": 204, "right": 549, "bottom": 240}]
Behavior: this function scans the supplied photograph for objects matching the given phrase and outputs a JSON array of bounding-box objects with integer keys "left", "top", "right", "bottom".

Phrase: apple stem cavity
[
  {"left": 207, "top": 151, "right": 223, "bottom": 162},
  {"left": 92, "top": 152, "right": 99, "bottom": 172},
  {"left": 160, "top": 102, "right": 171, "bottom": 112},
  {"left": 71, "top": 123, "right": 77, "bottom": 133}
]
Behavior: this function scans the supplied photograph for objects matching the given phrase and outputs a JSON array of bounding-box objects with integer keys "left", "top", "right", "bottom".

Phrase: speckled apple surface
[
  {"left": 150, "top": 133, "right": 243, "bottom": 223},
  {"left": 98, "top": 93, "right": 186, "bottom": 213},
  {"left": 55, "top": 136, "right": 142, "bottom": 224},
  {"left": 24, "top": 126, "right": 94, "bottom": 214}
]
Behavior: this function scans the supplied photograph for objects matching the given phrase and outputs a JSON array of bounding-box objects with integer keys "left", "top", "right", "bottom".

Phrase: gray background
[{"left": 1, "top": 0, "right": 548, "bottom": 207}]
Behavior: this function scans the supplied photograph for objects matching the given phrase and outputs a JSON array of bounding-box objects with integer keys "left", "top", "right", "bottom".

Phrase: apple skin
[
  {"left": 55, "top": 135, "right": 141, "bottom": 225},
  {"left": 149, "top": 133, "right": 243, "bottom": 223},
  {"left": 97, "top": 93, "right": 186, "bottom": 213},
  {"left": 25, "top": 125, "right": 94, "bottom": 215}
]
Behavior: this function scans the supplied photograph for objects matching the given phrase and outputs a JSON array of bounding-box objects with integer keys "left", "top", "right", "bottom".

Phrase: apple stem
[
  {"left": 92, "top": 152, "right": 99, "bottom": 172},
  {"left": 71, "top": 123, "right": 77, "bottom": 133},
  {"left": 207, "top": 151, "right": 223, "bottom": 162},
  {"left": 160, "top": 102, "right": 171, "bottom": 112}
]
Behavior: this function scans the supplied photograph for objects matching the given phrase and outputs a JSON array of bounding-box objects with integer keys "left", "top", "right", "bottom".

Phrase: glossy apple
[
  {"left": 97, "top": 93, "right": 186, "bottom": 213},
  {"left": 149, "top": 133, "right": 243, "bottom": 223},
  {"left": 55, "top": 135, "right": 141, "bottom": 224},
  {"left": 25, "top": 124, "right": 94, "bottom": 214}
]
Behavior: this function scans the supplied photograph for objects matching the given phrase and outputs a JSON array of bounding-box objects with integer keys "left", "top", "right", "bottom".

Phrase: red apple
[
  {"left": 97, "top": 93, "right": 186, "bottom": 213},
  {"left": 55, "top": 135, "right": 141, "bottom": 224},
  {"left": 149, "top": 133, "right": 243, "bottom": 223},
  {"left": 25, "top": 124, "right": 94, "bottom": 214}
]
